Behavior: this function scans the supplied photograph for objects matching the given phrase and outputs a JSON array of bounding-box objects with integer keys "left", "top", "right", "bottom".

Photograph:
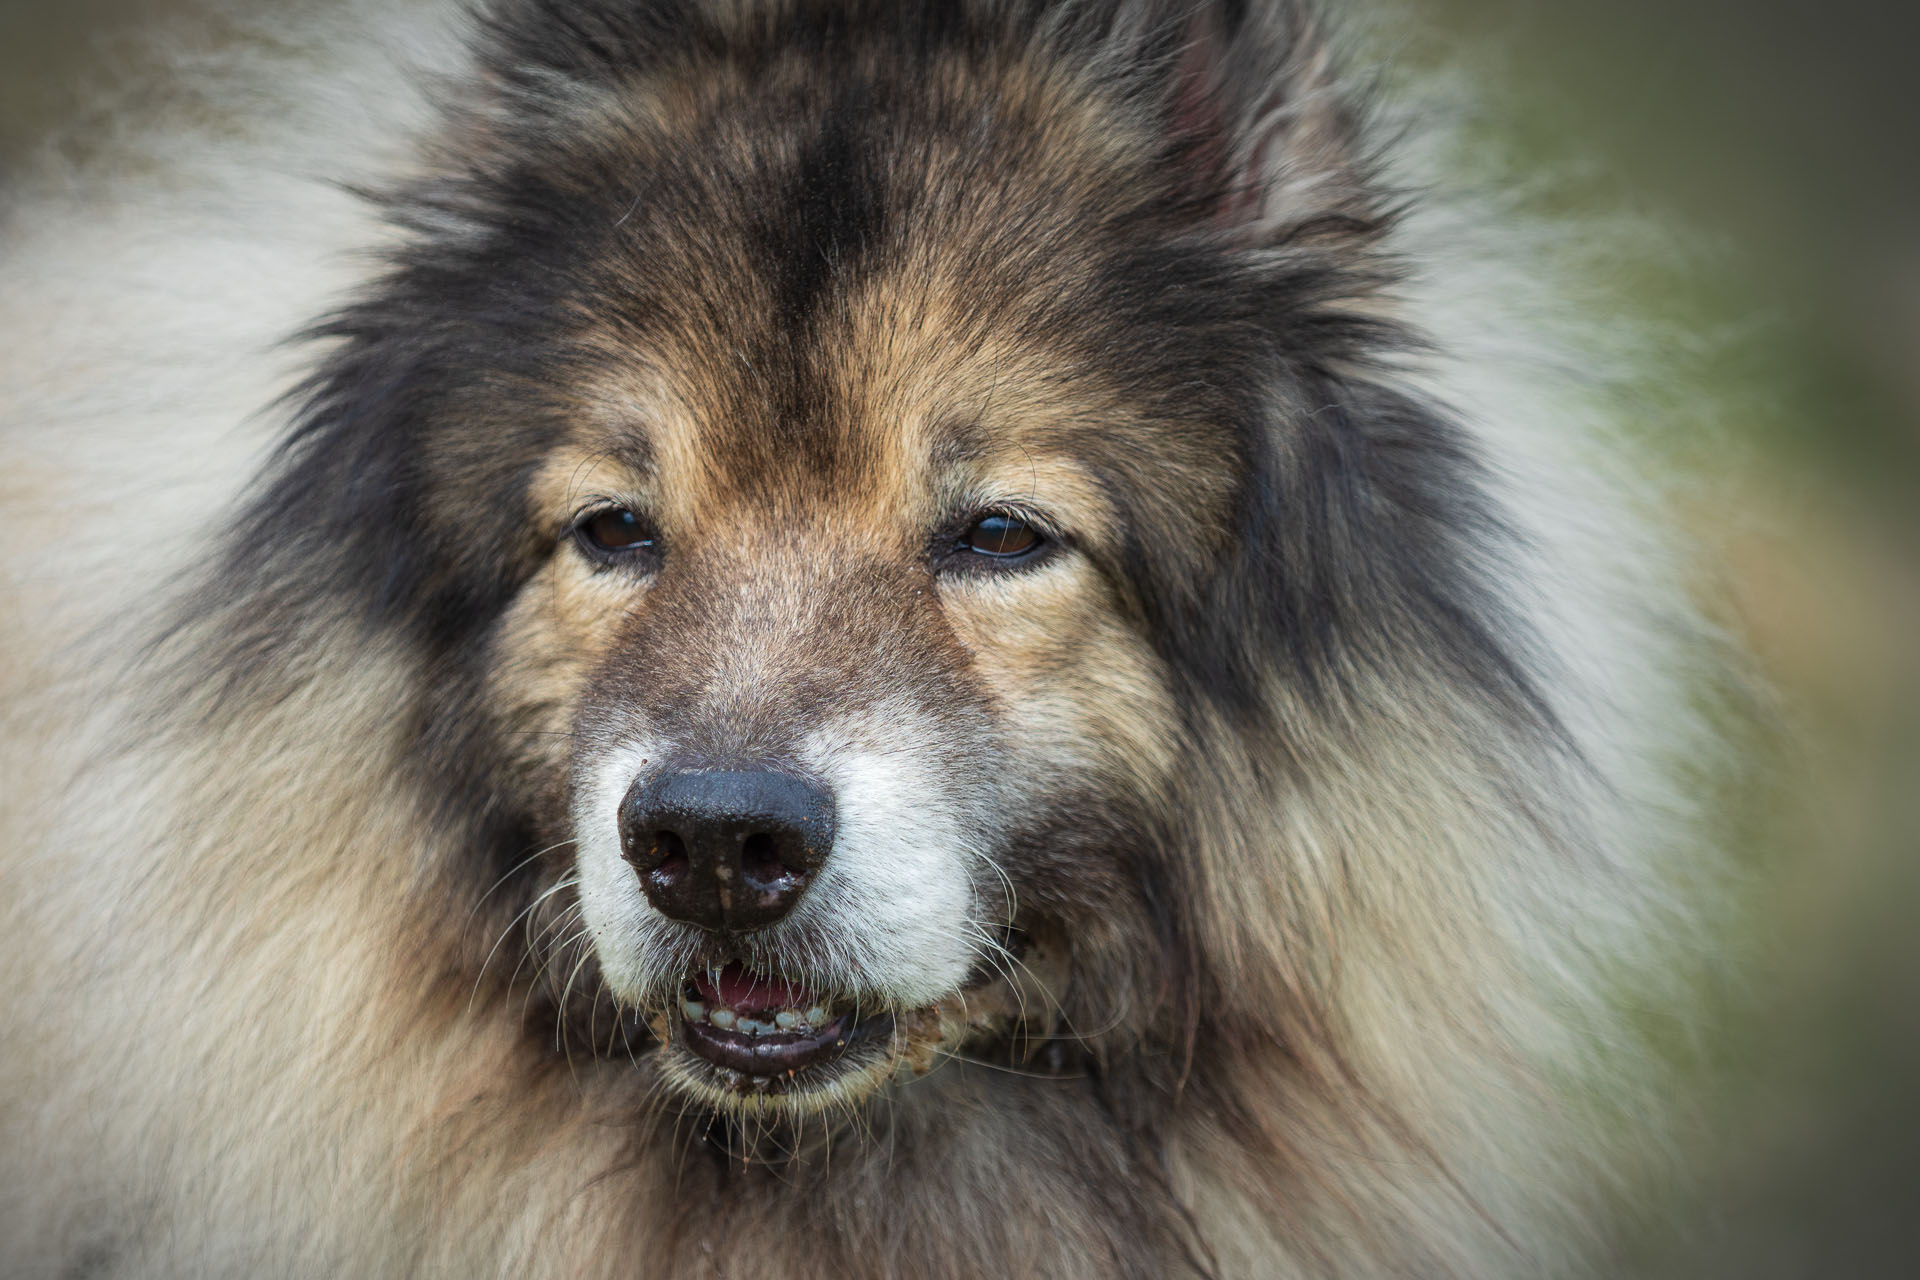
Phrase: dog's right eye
[{"left": 574, "top": 507, "right": 660, "bottom": 563}]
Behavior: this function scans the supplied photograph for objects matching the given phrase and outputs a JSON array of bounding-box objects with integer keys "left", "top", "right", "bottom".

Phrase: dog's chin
[{"left": 644, "top": 962, "right": 1010, "bottom": 1119}]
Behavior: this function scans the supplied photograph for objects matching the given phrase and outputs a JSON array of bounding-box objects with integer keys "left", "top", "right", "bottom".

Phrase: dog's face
[
  {"left": 541, "top": 321, "right": 1200, "bottom": 1113},
  {"left": 501, "top": 61, "right": 1251, "bottom": 1116},
  {"left": 236, "top": 3, "right": 1495, "bottom": 1126}
]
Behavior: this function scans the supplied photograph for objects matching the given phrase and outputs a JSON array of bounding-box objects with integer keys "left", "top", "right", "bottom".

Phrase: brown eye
[
  {"left": 959, "top": 513, "right": 1042, "bottom": 559},
  {"left": 576, "top": 507, "right": 658, "bottom": 559}
]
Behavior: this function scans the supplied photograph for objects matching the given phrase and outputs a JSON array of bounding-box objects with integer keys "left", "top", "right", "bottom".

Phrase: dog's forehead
[
  {"left": 552, "top": 318, "right": 1131, "bottom": 548},
  {"left": 523, "top": 40, "right": 1252, "bottom": 554}
]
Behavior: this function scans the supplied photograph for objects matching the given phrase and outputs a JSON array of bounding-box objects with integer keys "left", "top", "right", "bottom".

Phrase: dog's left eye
[
  {"left": 942, "top": 512, "right": 1050, "bottom": 571},
  {"left": 961, "top": 514, "right": 1041, "bottom": 558},
  {"left": 574, "top": 507, "right": 659, "bottom": 561}
]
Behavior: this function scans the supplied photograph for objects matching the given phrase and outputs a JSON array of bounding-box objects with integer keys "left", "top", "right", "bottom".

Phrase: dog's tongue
[{"left": 693, "top": 963, "right": 814, "bottom": 1012}]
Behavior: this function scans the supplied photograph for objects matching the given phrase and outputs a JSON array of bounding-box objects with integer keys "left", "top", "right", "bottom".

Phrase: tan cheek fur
[{"left": 941, "top": 557, "right": 1182, "bottom": 798}]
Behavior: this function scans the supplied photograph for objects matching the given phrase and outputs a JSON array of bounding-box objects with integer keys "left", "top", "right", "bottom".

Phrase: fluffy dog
[{"left": 0, "top": 1, "right": 1713, "bottom": 1275}]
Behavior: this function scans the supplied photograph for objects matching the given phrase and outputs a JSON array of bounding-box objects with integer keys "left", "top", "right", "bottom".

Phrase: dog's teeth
[{"left": 679, "top": 988, "right": 837, "bottom": 1037}]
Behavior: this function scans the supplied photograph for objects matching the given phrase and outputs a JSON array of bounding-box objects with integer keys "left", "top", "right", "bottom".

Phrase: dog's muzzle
[{"left": 615, "top": 764, "right": 885, "bottom": 1087}]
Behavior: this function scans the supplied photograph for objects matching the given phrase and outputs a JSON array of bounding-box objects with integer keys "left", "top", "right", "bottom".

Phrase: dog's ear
[{"left": 1151, "top": 1, "right": 1381, "bottom": 248}]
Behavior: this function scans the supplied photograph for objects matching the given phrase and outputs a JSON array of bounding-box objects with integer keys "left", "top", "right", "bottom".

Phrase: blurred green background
[
  {"left": 1407, "top": 3, "right": 1920, "bottom": 1275},
  {"left": 3, "top": 1, "right": 1915, "bottom": 1274}
]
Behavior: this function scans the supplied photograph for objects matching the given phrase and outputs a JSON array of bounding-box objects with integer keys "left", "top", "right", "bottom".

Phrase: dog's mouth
[
  {"left": 673, "top": 963, "right": 894, "bottom": 1086},
  {"left": 651, "top": 957, "right": 1033, "bottom": 1117}
]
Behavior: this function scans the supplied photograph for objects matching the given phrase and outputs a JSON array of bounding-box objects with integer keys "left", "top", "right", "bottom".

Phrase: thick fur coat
[{"left": 0, "top": 1, "right": 1713, "bottom": 1276}]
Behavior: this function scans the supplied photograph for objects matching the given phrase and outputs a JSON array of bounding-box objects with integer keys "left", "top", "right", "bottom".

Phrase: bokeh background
[
  {"left": 3, "top": 1, "right": 1915, "bottom": 1274},
  {"left": 1407, "top": 4, "right": 1920, "bottom": 1275}
]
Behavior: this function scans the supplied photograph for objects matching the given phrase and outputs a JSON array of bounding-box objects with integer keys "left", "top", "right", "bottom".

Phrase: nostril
[
  {"left": 739, "top": 831, "right": 794, "bottom": 887},
  {"left": 623, "top": 824, "right": 687, "bottom": 875},
  {"left": 649, "top": 830, "right": 688, "bottom": 876}
]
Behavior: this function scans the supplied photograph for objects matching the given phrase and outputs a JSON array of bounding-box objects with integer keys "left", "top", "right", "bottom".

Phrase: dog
[{"left": 0, "top": 1, "right": 1717, "bottom": 1275}]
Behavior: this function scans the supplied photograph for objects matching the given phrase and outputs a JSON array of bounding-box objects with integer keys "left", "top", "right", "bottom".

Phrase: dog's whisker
[
  {"left": 469, "top": 874, "right": 581, "bottom": 1012},
  {"left": 462, "top": 839, "right": 578, "bottom": 933}
]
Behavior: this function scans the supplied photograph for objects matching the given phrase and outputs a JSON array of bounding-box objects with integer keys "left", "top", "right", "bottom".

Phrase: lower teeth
[{"left": 684, "top": 997, "right": 833, "bottom": 1036}]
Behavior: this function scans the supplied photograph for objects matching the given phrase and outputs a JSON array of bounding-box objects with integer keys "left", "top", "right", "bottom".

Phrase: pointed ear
[{"left": 1160, "top": 2, "right": 1381, "bottom": 247}]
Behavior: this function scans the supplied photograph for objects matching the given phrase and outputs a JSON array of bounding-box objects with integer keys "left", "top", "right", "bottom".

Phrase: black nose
[{"left": 618, "top": 767, "right": 835, "bottom": 932}]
